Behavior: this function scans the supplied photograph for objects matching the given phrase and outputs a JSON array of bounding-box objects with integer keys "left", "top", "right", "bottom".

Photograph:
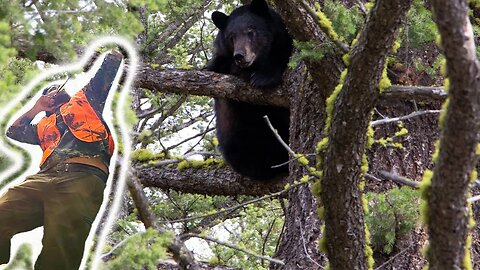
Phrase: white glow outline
[{"left": 0, "top": 36, "right": 138, "bottom": 270}]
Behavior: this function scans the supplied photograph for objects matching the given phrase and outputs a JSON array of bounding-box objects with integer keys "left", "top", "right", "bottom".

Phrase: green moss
[
  {"left": 319, "top": 234, "right": 328, "bottom": 252},
  {"left": 439, "top": 98, "right": 450, "bottom": 129},
  {"left": 315, "top": 3, "right": 339, "bottom": 41},
  {"left": 296, "top": 154, "right": 310, "bottom": 166},
  {"left": 419, "top": 169, "right": 433, "bottom": 224},
  {"left": 364, "top": 2, "right": 374, "bottom": 11},
  {"left": 312, "top": 180, "right": 322, "bottom": 196},
  {"left": 362, "top": 193, "right": 368, "bottom": 213},
  {"left": 351, "top": 38, "right": 358, "bottom": 47},
  {"left": 444, "top": 78, "right": 450, "bottom": 94},
  {"left": 394, "top": 128, "right": 408, "bottom": 137},
  {"left": 391, "top": 40, "right": 401, "bottom": 54},
  {"left": 464, "top": 234, "right": 473, "bottom": 270},
  {"left": 364, "top": 225, "right": 374, "bottom": 269},
  {"left": 476, "top": 144, "right": 480, "bottom": 156},
  {"left": 131, "top": 149, "right": 165, "bottom": 162},
  {"left": 137, "top": 129, "right": 153, "bottom": 143},
  {"left": 339, "top": 69, "right": 348, "bottom": 82},
  {"left": 366, "top": 125, "right": 375, "bottom": 149},
  {"left": 432, "top": 139, "right": 440, "bottom": 163},
  {"left": 470, "top": 212, "right": 476, "bottom": 229},
  {"left": 391, "top": 143, "right": 404, "bottom": 150},
  {"left": 378, "top": 66, "right": 392, "bottom": 93},
  {"left": 300, "top": 174, "right": 310, "bottom": 183},
  {"left": 435, "top": 34, "right": 442, "bottom": 48},
  {"left": 131, "top": 149, "right": 154, "bottom": 161},
  {"left": 316, "top": 138, "right": 330, "bottom": 154},
  {"left": 325, "top": 83, "right": 344, "bottom": 133},
  {"left": 365, "top": 244, "right": 374, "bottom": 270},
  {"left": 361, "top": 153, "right": 369, "bottom": 174},
  {"left": 190, "top": 160, "right": 205, "bottom": 169},
  {"left": 318, "top": 206, "right": 325, "bottom": 219},
  {"left": 471, "top": 169, "right": 478, "bottom": 182},
  {"left": 177, "top": 160, "right": 190, "bottom": 171},
  {"left": 309, "top": 168, "right": 323, "bottom": 178},
  {"left": 177, "top": 158, "right": 225, "bottom": 171},
  {"left": 342, "top": 53, "right": 350, "bottom": 65},
  {"left": 439, "top": 58, "right": 447, "bottom": 77}
]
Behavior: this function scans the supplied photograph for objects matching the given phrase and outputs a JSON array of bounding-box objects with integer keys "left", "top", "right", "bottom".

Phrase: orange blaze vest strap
[
  {"left": 37, "top": 89, "right": 114, "bottom": 166},
  {"left": 37, "top": 114, "right": 61, "bottom": 165}
]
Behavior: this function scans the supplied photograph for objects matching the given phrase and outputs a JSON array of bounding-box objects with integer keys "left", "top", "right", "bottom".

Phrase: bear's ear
[
  {"left": 250, "top": 0, "right": 270, "bottom": 16},
  {"left": 212, "top": 11, "right": 229, "bottom": 30}
]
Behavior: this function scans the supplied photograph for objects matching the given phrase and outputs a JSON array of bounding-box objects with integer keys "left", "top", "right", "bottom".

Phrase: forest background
[{"left": 0, "top": 0, "right": 478, "bottom": 269}]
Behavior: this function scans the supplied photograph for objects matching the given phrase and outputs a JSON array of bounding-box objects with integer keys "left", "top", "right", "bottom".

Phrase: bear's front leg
[{"left": 249, "top": 67, "right": 283, "bottom": 89}]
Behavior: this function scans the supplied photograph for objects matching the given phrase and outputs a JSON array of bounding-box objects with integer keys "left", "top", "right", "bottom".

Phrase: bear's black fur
[{"left": 208, "top": 0, "right": 293, "bottom": 181}]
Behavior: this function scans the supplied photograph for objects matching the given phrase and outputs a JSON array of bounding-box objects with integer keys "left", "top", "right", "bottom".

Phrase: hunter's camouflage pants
[{"left": 0, "top": 166, "right": 106, "bottom": 270}]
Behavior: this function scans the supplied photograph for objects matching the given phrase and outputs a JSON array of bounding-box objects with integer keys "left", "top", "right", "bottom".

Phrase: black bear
[{"left": 208, "top": 0, "right": 293, "bottom": 181}]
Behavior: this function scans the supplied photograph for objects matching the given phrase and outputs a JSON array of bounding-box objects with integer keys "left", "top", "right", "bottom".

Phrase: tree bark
[
  {"left": 426, "top": 0, "right": 480, "bottom": 268},
  {"left": 321, "top": 0, "right": 412, "bottom": 269}
]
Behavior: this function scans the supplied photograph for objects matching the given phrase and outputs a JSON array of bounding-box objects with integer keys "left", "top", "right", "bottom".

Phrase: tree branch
[
  {"left": 136, "top": 165, "right": 287, "bottom": 196},
  {"left": 135, "top": 66, "right": 288, "bottom": 107},
  {"left": 134, "top": 66, "right": 446, "bottom": 109}
]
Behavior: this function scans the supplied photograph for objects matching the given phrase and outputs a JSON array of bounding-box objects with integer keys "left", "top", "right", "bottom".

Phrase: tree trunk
[{"left": 426, "top": 0, "right": 480, "bottom": 269}]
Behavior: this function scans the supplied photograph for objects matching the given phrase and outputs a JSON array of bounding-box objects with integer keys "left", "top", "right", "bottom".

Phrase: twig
[
  {"left": 101, "top": 233, "right": 141, "bottom": 260},
  {"left": 165, "top": 127, "right": 215, "bottom": 151},
  {"left": 180, "top": 233, "right": 285, "bottom": 266},
  {"left": 271, "top": 154, "right": 316, "bottom": 168},
  {"left": 356, "top": 0, "right": 367, "bottom": 15},
  {"left": 300, "top": 225, "right": 324, "bottom": 269},
  {"left": 374, "top": 243, "right": 415, "bottom": 270},
  {"left": 364, "top": 173, "right": 382, "bottom": 182},
  {"left": 184, "top": 115, "right": 216, "bottom": 154},
  {"left": 371, "top": 110, "right": 442, "bottom": 127},
  {"left": 263, "top": 115, "right": 295, "bottom": 156},
  {"left": 261, "top": 218, "right": 277, "bottom": 267},
  {"left": 468, "top": 195, "right": 480, "bottom": 203}
]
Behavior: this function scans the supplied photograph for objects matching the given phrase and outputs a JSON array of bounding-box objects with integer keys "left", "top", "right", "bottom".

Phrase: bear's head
[{"left": 212, "top": 0, "right": 274, "bottom": 68}]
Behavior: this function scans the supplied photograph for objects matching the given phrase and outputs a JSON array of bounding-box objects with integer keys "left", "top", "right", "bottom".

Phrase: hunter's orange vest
[{"left": 37, "top": 90, "right": 114, "bottom": 166}]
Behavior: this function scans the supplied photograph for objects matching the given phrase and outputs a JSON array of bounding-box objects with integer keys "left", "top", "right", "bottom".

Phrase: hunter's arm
[
  {"left": 83, "top": 51, "right": 123, "bottom": 113},
  {"left": 6, "top": 104, "right": 43, "bottom": 144}
]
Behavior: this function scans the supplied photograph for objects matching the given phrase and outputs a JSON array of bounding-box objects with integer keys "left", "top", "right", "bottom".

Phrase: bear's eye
[
  {"left": 228, "top": 34, "right": 235, "bottom": 43},
  {"left": 247, "top": 29, "right": 256, "bottom": 38}
]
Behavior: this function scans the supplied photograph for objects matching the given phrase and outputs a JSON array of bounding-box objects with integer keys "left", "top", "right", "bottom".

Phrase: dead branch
[{"left": 378, "top": 171, "right": 420, "bottom": 188}]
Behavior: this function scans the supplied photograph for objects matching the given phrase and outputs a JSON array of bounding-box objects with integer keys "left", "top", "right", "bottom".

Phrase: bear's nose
[{"left": 234, "top": 53, "right": 245, "bottom": 64}]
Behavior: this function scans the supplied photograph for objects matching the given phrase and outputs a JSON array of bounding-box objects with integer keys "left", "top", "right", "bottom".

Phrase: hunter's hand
[{"left": 33, "top": 95, "right": 56, "bottom": 112}]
